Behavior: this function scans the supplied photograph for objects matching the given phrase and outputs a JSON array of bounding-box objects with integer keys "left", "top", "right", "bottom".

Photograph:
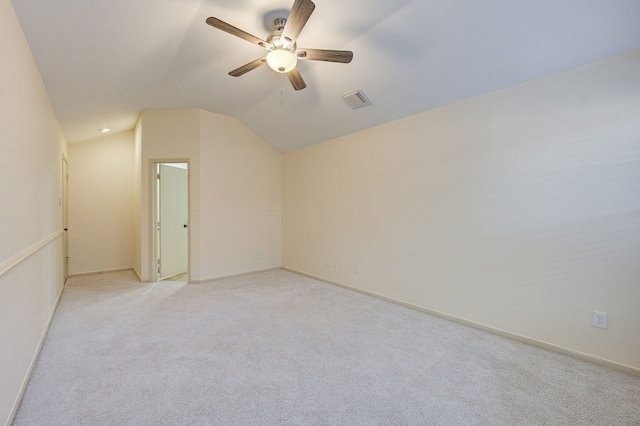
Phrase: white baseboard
[
  {"left": 132, "top": 267, "right": 142, "bottom": 282},
  {"left": 67, "top": 267, "right": 134, "bottom": 278},
  {"left": 282, "top": 267, "right": 640, "bottom": 378},
  {"left": 190, "top": 267, "right": 281, "bottom": 284},
  {"left": 6, "top": 281, "right": 65, "bottom": 426}
]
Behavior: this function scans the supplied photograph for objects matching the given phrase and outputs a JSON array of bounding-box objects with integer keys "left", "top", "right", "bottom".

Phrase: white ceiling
[{"left": 11, "top": 0, "right": 640, "bottom": 153}]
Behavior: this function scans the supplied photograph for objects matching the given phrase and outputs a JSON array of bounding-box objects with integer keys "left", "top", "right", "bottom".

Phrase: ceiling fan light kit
[
  {"left": 206, "top": 0, "right": 353, "bottom": 91},
  {"left": 264, "top": 24, "right": 298, "bottom": 73},
  {"left": 266, "top": 49, "right": 297, "bottom": 73}
]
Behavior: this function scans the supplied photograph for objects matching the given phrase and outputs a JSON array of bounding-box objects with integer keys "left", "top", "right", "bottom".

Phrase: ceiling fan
[{"left": 206, "top": 0, "right": 353, "bottom": 91}]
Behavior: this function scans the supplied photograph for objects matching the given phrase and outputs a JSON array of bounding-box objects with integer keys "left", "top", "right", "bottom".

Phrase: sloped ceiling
[{"left": 11, "top": 0, "right": 640, "bottom": 153}]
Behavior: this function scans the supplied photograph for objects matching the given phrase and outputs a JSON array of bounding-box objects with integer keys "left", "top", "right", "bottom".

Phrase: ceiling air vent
[{"left": 342, "top": 89, "right": 371, "bottom": 109}]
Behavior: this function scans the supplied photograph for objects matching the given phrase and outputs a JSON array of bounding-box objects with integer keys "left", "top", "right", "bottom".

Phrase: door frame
[
  {"left": 149, "top": 159, "right": 190, "bottom": 282},
  {"left": 62, "top": 154, "right": 69, "bottom": 283}
]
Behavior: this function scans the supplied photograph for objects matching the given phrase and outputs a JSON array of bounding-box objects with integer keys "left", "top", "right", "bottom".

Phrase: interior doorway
[{"left": 153, "top": 162, "right": 189, "bottom": 281}]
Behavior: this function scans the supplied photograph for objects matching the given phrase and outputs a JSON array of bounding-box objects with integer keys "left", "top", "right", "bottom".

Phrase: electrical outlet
[
  {"left": 224, "top": 255, "right": 229, "bottom": 263},
  {"left": 355, "top": 263, "right": 361, "bottom": 273},
  {"left": 326, "top": 258, "right": 331, "bottom": 267},
  {"left": 592, "top": 311, "right": 608, "bottom": 329}
]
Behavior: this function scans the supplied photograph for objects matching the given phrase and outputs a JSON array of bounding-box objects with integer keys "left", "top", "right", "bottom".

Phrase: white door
[{"left": 158, "top": 164, "right": 188, "bottom": 279}]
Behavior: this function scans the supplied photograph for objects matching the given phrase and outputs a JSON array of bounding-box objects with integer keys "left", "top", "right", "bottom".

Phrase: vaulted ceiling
[{"left": 12, "top": 0, "right": 640, "bottom": 153}]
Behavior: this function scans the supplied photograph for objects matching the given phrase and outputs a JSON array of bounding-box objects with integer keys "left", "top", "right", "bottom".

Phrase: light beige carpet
[
  {"left": 162, "top": 272, "right": 188, "bottom": 282},
  {"left": 14, "top": 270, "right": 640, "bottom": 425}
]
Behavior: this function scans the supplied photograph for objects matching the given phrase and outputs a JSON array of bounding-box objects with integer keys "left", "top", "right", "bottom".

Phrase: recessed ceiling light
[{"left": 99, "top": 127, "right": 110, "bottom": 133}]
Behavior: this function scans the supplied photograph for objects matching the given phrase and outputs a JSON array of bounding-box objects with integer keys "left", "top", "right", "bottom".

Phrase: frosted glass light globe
[{"left": 266, "top": 49, "right": 297, "bottom": 73}]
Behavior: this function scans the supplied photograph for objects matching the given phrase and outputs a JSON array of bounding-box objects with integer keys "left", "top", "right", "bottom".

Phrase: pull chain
[{"left": 280, "top": 73, "right": 284, "bottom": 107}]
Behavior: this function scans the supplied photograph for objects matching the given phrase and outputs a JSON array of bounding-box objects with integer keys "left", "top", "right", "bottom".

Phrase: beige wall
[
  {"left": 139, "top": 109, "right": 281, "bottom": 282},
  {"left": 2, "top": 5, "right": 636, "bottom": 422},
  {"left": 198, "top": 110, "right": 281, "bottom": 279},
  {"left": 0, "top": 1, "right": 67, "bottom": 424},
  {"left": 283, "top": 49, "right": 640, "bottom": 371},
  {"left": 140, "top": 109, "right": 201, "bottom": 281},
  {"left": 68, "top": 130, "right": 135, "bottom": 275}
]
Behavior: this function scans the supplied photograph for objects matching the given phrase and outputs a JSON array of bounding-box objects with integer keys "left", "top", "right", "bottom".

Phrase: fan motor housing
[{"left": 267, "top": 30, "right": 296, "bottom": 52}]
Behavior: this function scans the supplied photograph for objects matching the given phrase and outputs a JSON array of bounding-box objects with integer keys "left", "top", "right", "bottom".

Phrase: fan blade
[
  {"left": 206, "top": 17, "right": 268, "bottom": 48},
  {"left": 229, "top": 57, "right": 267, "bottom": 77},
  {"left": 297, "top": 48, "right": 353, "bottom": 63},
  {"left": 287, "top": 67, "right": 306, "bottom": 91},
  {"left": 281, "top": 0, "right": 315, "bottom": 43}
]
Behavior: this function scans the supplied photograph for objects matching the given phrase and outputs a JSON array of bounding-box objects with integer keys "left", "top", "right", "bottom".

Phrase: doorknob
[
  {"left": 183, "top": 224, "right": 188, "bottom": 228},
  {"left": 64, "top": 228, "right": 68, "bottom": 231}
]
